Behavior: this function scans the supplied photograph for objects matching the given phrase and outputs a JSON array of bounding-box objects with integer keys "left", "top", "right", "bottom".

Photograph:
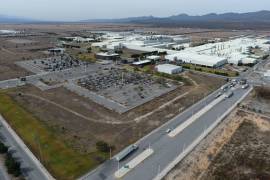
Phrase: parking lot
[
  {"left": 15, "top": 55, "right": 178, "bottom": 113},
  {"left": 16, "top": 54, "right": 89, "bottom": 74},
  {"left": 77, "top": 68, "right": 178, "bottom": 112}
]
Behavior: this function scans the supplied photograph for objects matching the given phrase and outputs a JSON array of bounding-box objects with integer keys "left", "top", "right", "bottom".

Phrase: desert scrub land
[{"left": 201, "top": 114, "right": 270, "bottom": 180}]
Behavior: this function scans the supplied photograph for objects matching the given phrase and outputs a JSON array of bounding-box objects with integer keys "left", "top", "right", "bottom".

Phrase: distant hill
[
  {"left": 0, "top": 15, "right": 37, "bottom": 23},
  {"left": 82, "top": 10, "right": 270, "bottom": 29},
  {"left": 2, "top": 10, "right": 270, "bottom": 29}
]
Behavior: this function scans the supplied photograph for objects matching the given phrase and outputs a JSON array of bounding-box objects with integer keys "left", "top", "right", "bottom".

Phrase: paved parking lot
[
  {"left": 16, "top": 54, "right": 89, "bottom": 73},
  {"left": 76, "top": 68, "right": 178, "bottom": 113}
]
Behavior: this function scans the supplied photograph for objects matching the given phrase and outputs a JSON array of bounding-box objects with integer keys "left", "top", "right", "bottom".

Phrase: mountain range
[
  {"left": 1, "top": 10, "right": 270, "bottom": 29},
  {"left": 82, "top": 10, "right": 270, "bottom": 29},
  {"left": 0, "top": 14, "right": 36, "bottom": 23}
]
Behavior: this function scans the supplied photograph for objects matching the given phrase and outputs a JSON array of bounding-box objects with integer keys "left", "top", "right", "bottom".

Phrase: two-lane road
[{"left": 81, "top": 84, "right": 252, "bottom": 180}]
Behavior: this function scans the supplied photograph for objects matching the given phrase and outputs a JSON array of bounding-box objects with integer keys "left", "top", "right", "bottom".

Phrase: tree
[
  {"left": 0, "top": 142, "right": 8, "bottom": 154},
  {"left": 96, "top": 141, "right": 110, "bottom": 153},
  {"left": 87, "top": 47, "right": 92, "bottom": 53},
  {"left": 5, "top": 152, "right": 21, "bottom": 177}
]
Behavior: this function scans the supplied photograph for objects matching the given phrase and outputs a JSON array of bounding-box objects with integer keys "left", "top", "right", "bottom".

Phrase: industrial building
[
  {"left": 165, "top": 53, "right": 227, "bottom": 67},
  {"left": 146, "top": 55, "right": 160, "bottom": 61},
  {"left": 156, "top": 64, "right": 183, "bottom": 74},
  {"left": 92, "top": 32, "right": 270, "bottom": 68},
  {"left": 264, "top": 70, "right": 270, "bottom": 78},
  {"left": 132, "top": 60, "right": 151, "bottom": 67},
  {"left": 95, "top": 52, "right": 120, "bottom": 61},
  {"left": 48, "top": 48, "right": 65, "bottom": 55}
]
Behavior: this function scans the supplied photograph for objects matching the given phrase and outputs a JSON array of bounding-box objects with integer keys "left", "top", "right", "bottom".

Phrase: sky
[{"left": 1, "top": 0, "right": 270, "bottom": 21}]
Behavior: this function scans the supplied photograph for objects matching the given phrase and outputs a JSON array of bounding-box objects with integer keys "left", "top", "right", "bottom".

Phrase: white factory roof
[
  {"left": 0, "top": 30, "right": 19, "bottom": 34},
  {"left": 147, "top": 55, "right": 160, "bottom": 60},
  {"left": 264, "top": 70, "right": 270, "bottom": 77},
  {"left": 156, "top": 64, "right": 181, "bottom": 70},
  {"left": 242, "top": 58, "right": 257, "bottom": 64},
  {"left": 133, "top": 60, "right": 151, "bottom": 65},
  {"left": 96, "top": 52, "right": 119, "bottom": 57},
  {"left": 156, "top": 64, "right": 182, "bottom": 74},
  {"left": 166, "top": 52, "right": 227, "bottom": 67},
  {"left": 91, "top": 32, "right": 270, "bottom": 67}
]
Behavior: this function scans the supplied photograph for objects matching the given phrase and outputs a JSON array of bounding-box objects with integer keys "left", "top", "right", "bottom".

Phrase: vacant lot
[
  {"left": 0, "top": 35, "right": 56, "bottom": 80},
  {"left": 202, "top": 114, "right": 270, "bottom": 180},
  {"left": 0, "top": 71, "right": 224, "bottom": 179},
  {"left": 0, "top": 92, "right": 108, "bottom": 180}
]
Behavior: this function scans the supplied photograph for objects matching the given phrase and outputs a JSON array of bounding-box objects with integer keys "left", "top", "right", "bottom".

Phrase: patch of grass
[
  {"left": 0, "top": 93, "right": 108, "bottom": 180},
  {"left": 182, "top": 63, "right": 239, "bottom": 77},
  {"left": 77, "top": 53, "right": 96, "bottom": 63}
]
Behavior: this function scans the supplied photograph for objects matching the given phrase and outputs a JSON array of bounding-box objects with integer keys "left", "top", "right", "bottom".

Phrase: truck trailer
[{"left": 115, "top": 144, "right": 138, "bottom": 161}]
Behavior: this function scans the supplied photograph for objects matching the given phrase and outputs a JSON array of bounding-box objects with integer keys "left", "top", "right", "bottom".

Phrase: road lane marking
[
  {"left": 114, "top": 148, "right": 154, "bottom": 179},
  {"left": 168, "top": 94, "right": 226, "bottom": 137}
]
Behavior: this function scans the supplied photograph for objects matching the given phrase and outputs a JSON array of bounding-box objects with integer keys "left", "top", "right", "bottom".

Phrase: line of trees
[{"left": 0, "top": 141, "right": 22, "bottom": 177}]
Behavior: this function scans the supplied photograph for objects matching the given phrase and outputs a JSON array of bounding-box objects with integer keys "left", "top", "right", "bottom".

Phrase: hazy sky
[{"left": 1, "top": 0, "right": 270, "bottom": 21}]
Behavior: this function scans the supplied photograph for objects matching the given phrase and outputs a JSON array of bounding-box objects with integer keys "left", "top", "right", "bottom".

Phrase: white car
[
  {"left": 215, "top": 92, "right": 223, "bottom": 99},
  {"left": 242, "top": 84, "right": 249, "bottom": 89},
  {"left": 166, "top": 128, "right": 172, "bottom": 133}
]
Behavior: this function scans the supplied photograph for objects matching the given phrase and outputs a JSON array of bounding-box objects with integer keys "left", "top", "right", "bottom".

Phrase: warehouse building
[
  {"left": 146, "top": 55, "right": 160, "bottom": 61},
  {"left": 95, "top": 52, "right": 120, "bottom": 60},
  {"left": 132, "top": 60, "right": 151, "bottom": 67},
  {"left": 156, "top": 64, "right": 182, "bottom": 74},
  {"left": 165, "top": 52, "right": 227, "bottom": 68},
  {"left": 48, "top": 48, "right": 65, "bottom": 55}
]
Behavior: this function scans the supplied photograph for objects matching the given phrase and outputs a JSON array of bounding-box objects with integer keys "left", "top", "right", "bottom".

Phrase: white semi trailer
[{"left": 115, "top": 144, "right": 138, "bottom": 161}]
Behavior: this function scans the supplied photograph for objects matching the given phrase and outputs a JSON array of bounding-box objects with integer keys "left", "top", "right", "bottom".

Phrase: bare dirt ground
[
  {"left": 5, "top": 71, "right": 224, "bottom": 155},
  {"left": 202, "top": 112, "right": 270, "bottom": 180},
  {"left": 165, "top": 88, "right": 270, "bottom": 180},
  {"left": 0, "top": 35, "right": 56, "bottom": 80},
  {"left": 2, "top": 24, "right": 265, "bottom": 37}
]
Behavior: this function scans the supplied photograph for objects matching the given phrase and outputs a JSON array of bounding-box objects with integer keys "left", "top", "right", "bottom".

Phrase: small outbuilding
[
  {"left": 156, "top": 64, "right": 183, "bottom": 74},
  {"left": 95, "top": 52, "right": 120, "bottom": 60},
  {"left": 48, "top": 48, "right": 65, "bottom": 55},
  {"left": 146, "top": 55, "right": 160, "bottom": 61},
  {"left": 132, "top": 60, "right": 151, "bottom": 67}
]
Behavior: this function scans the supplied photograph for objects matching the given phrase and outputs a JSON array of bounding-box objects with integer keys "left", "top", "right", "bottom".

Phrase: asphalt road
[
  {"left": 0, "top": 122, "right": 48, "bottom": 180},
  {"left": 0, "top": 58, "right": 261, "bottom": 180},
  {"left": 82, "top": 84, "right": 251, "bottom": 180},
  {"left": 0, "top": 165, "right": 9, "bottom": 180}
]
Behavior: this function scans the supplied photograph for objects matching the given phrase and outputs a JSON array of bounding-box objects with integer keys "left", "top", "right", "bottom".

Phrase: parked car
[
  {"left": 225, "top": 91, "right": 234, "bottom": 98},
  {"left": 166, "top": 128, "right": 172, "bottom": 133},
  {"left": 215, "top": 92, "right": 223, "bottom": 99},
  {"left": 242, "top": 84, "right": 249, "bottom": 89}
]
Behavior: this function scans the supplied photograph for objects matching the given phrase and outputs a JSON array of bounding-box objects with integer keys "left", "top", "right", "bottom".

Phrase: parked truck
[
  {"left": 115, "top": 144, "right": 138, "bottom": 161},
  {"left": 221, "top": 84, "right": 229, "bottom": 91}
]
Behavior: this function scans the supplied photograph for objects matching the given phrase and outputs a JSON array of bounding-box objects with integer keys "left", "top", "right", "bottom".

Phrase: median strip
[
  {"left": 114, "top": 148, "right": 154, "bottom": 179},
  {"left": 168, "top": 94, "right": 226, "bottom": 137}
]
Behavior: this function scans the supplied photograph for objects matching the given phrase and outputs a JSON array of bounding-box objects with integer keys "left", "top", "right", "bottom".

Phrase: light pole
[{"left": 110, "top": 147, "right": 112, "bottom": 160}]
